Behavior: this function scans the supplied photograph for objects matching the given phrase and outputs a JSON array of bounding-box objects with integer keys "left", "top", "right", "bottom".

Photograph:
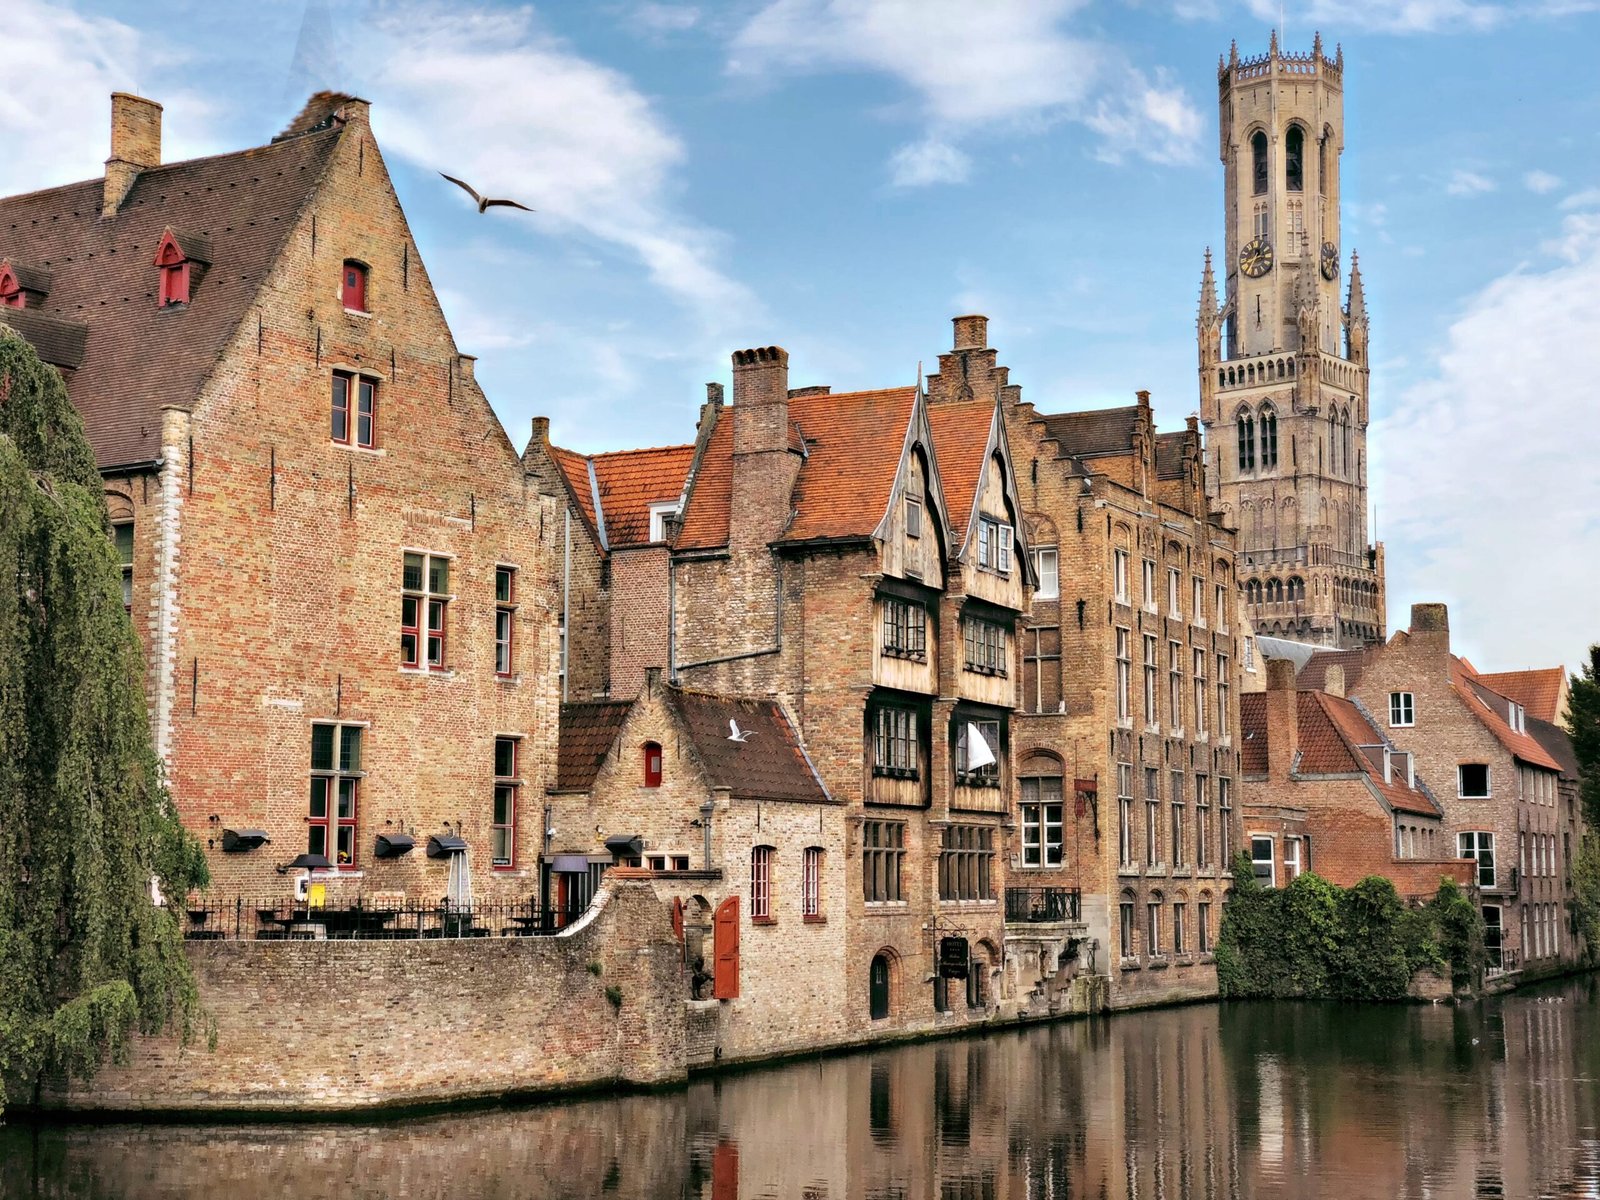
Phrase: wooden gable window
[
  {"left": 153, "top": 231, "right": 191, "bottom": 308},
  {"left": 341, "top": 260, "right": 369, "bottom": 312},
  {"left": 0, "top": 265, "right": 22, "bottom": 309},
  {"left": 643, "top": 741, "right": 663, "bottom": 787},
  {"left": 331, "top": 370, "right": 378, "bottom": 449}
]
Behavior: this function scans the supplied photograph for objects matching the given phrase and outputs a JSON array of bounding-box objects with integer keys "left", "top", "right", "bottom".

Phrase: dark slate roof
[
  {"left": 3, "top": 260, "right": 53, "bottom": 294},
  {"left": 555, "top": 701, "right": 631, "bottom": 791},
  {"left": 0, "top": 124, "right": 343, "bottom": 468},
  {"left": 1036, "top": 406, "right": 1139, "bottom": 460},
  {"left": 670, "top": 689, "right": 831, "bottom": 803},
  {"left": 1154, "top": 431, "right": 1188, "bottom": 480},
  {"left": 1527, "top": 714, "right": 1580, "bottom": 780},
  {"left": 1, "top": 310, "right": 88, "bottom": 370}
]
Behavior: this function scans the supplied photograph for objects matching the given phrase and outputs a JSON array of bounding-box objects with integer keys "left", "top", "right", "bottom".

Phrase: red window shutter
[
  {"left": 712, "top": 896, "right": 740, "bottom": 1000},
  {"left": 711, "top": 1139, "right": 739, "bottom": 1200},
  {"left": 342, "top": 262, "right": 367, "bottom": 312},
  {"left": 670, "top": 896, "right": 684, "bottom": 944}
]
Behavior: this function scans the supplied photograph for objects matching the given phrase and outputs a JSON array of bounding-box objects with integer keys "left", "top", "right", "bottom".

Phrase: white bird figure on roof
[
  {"left": 728, "top": 719, "right": 753, "bottom": 743},
  {"left": 439, "top": 172, "right": 534, "bottom": 214}
]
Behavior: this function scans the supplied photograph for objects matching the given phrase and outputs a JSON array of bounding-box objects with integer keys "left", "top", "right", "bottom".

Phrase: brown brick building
[
  {"left": 997, "top": 321, "right": 1245, "bottom": 1010},
  {"left": 0, "top": 93, "right": 560, "bottom": 902}
]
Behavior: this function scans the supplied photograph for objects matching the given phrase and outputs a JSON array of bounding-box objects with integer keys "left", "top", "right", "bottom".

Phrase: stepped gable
[
  {"left": 0, "top": 124, "right": 342, "bottom": 468},
  {"left": 669, "top": 689, "right": 830, "bottom": 803},
  {"left": 555, "top": 701, "right": 632, "bottom": 791},
  {"left": 1475, "top": 667, "right": 1566, "bottom": 724},
  {"left": 926, "top": 399, "right": 997, "bottom": 536}
]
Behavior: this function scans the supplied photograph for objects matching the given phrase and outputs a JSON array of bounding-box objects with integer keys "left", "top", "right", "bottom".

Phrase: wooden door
[{"left": 712, "top": 896, "right": 740, "bottom": 999}]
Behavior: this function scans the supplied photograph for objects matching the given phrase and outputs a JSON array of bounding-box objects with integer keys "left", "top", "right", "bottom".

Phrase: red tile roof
[
  {"left": 548, "top": 444, "right": 598, "bottom": 535},
  {"left": 674, "top": 410, "right": 735, "bottom": 551},
  {"left": 927, "top": 400, "right": 997, "bottom": 539},
  {"left": 1239, "top": 693, "right": 1268, "bottom": 773},
  {"left": 0, "top": 124, "right": 343, "bottom": 468},
  {"left": 1453, "top": 659, "right": 1562, "bottom": 771},
  {"left": 555, "top": 701, "right": 631, "bottom": 791},
  {"left": 549, "top": 442, "right": 694, "bottom": 551},
  {"left": 1474, "top": 667, "right": 1566, "bottom": 724}
]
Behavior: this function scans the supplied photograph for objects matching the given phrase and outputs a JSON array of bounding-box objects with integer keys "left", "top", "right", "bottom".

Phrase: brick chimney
[
  {"left": 104, "top": 93, "right": 162, "bottom": 218},
  {"left": 530, "top": 416, "right": 550, "bottom": 445},
  {"left": 952, "top": 314, "right": 988, "bottom": 350},
  {"left": 729, "top": 346, "right": 800, "bottom": 549},
  {"left": 1324, "top": 664, "right": 1345, "bottom": 699},
  {"left": 1265, "top": 657, "right": 1299, "bottom": 780},
  {"left": 1409, "top": 602, "right": 1450, "bottom": 654}
]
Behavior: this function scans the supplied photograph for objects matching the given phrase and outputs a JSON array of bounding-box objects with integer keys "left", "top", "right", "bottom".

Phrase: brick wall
[{"left": 38, "top": 881, "right": 686, "bottom": 1113}]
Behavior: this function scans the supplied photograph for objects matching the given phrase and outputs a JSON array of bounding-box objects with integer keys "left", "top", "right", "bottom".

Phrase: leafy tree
[
  {"left": 1424, "top": 878, "right": 1485, "bottom": 989},
  {"left": 1569, "top": 646, "right": 1600, "bottom": 829},
  {"left": 0, "top": 330, "right": 207, "bottom": 1113}
]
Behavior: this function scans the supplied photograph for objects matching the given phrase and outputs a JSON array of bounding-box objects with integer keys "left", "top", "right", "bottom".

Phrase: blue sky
[{"left": 8, "top": 0, "right": 1600, "bottom": 672}]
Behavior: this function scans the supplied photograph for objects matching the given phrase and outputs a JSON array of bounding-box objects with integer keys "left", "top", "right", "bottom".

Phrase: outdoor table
[{"left": 505, "top": 913, "right": 544, "bottom": 936}]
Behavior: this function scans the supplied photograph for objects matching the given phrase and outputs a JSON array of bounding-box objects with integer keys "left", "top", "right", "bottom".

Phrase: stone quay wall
[{"left": 37, "top": 881, "right": 686, "bottom": 1115}]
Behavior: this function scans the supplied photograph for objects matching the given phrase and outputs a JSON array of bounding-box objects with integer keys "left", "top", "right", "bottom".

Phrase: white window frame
[
  {"left": 1115, "top": 628, "right": 1132, "bottom": 724},
  {"left": 1114, "top": 549, "right": 1130, "bottom": 605},
  {"left": 1458, "top": 763, "right": 1491, "bottom": 799},
  {"left": 648, "top": 501, "right": 681, "bottom": 543},
  {"left": 905, "top": 494, "right": 923, "bottom": 539},
  {"left": 1192, "top": 576, "right": 1206, "bottom": 627},
  {"left": 1283, "top": 836, "right": 1302, "bottom": 881},
  {"left": 1389, "top": 692, "right": 1415, "bottom": 727},
  {"left": 977, "top": 517, "right": 1012, "bottom": 575},
  {"left": 1142, "top": 559, "right": 1157, "bottom": 612},
  {"left": 1458, "top": 831, "right": 1495, "bottom": 889},
  {"left": 1033, "top": 547, "right": 1059, "bottom": 599},
  {"left": 1251, "top": 835, "right": 1276, "bottom": 887},
  {"left": 1167, "top": 568, "right": 1181, "bottom": 619}
]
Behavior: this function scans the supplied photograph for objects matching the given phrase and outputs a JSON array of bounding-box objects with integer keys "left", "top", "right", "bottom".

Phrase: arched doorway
[{"left": 870, "top": 952, "right": 893, "bottom": 1020}]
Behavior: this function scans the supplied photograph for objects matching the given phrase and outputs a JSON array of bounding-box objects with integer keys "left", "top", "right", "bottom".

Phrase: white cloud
[
  {"left": 1243, "top": 0, "right": 1503, "bottom": 32},
  {"left": 888, "top": 138, "right": 971, "bottom": 186},
  {"left": 729, "top": 0, "right": 1202, "bottom": 180},
  {"left": 1445, "top": 169, "right": 1495, "bottom": 196},
  {"left": 1374, "top": 216, "right": 1600, "bottom": 669},
  {"left": 0, "top": 0, "right": 217, "bottom": 193},
  {"left": 362, "top": 3, "right": 753, "bottom": 319},
  {"left": 1524, "top": 169, "right": 1562, "bottom": 194},
  {"left": 1560, "top": 187, "right": 1600, "bottom": 211},
  {"left": 629, "top": 3, "right": 703, "bottom": 34}
]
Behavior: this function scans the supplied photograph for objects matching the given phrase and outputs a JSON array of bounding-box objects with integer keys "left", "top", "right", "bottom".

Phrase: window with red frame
[
  {"left": 154, "top": 236, "right": 190, "bottom": 307},
  {"left": 0, "top": 266, "right": 22, "bottom": 309},
  {"left": 309, "top": 722, "right": 362, "bottom": 865},
  {"left": 751, "top": 846, "right": 775, "bottom": 921},
  {"left": 331, "top": 371, "right": 377, "bottom": 448},
  {"left": 802, "top": 847, "right": 824, "bottom": 919},
  {"left": 643, "top": 741, "right": 663, "bottom": 787},
  {"left": 492, "top": 736, "right": 518, "bottom": 867},
  {"left": 494, "top": 566, "right": 517, "bottom": 677},
  {"left": 341, "top": 260, "right": 368, "bottom": 312},
  {"left": 401, "top": 552, "right": 449, "bottom": 669}
]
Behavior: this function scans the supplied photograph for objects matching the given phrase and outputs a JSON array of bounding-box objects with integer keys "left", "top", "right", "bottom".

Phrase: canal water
[{"left": 4, "top": 974, "right": 1597, "bottom": 1200}]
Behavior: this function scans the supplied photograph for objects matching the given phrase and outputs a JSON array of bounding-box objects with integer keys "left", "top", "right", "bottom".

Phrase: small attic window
[
  {"left": 153, "top": 233, "right": 190, "bottom": 308},
  {"left": 341, "top": 261, "right": 368, "bottom": 313},
  {"left": 0, "top": 266, "right": 22, "bottom": 309}
]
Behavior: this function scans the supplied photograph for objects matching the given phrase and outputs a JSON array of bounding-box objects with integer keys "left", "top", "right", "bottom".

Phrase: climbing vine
[
  {"left": 1216, "top": 852, "right": 1476, "bottom": 1001},
  {"left": 0, "top": 330, "right": 208, "bottom": 1113}
]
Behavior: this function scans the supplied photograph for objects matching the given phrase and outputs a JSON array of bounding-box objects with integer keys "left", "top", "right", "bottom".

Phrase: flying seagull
[
  {"left": 728, "top": 720, "right": 754, "bottom": 743},
  {"left": 439, "top": 173, "right": 533, "bottom": 214}
]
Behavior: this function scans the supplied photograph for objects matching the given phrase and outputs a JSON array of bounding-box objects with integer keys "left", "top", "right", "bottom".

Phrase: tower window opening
[
  {"left": 1237, "top": 414, "right": 1256, "bottom": 472},
  {"left": 1251, "top": 131, "right": 1268, "bottom": 196},
  {"left": 1318, "top": 134, "right": 1329, "bottom": 196},
  {"left": 1260, "top": 407, "right": 1279, "bottom": 469},
  {"left": 1285, "top": 126, "right": 1304, "bottom": 193}
]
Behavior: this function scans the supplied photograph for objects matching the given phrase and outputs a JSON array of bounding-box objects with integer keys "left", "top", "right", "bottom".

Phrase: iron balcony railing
[
  {"left": 1005, "top": 886, "right": 1082, "bottom": 924},
  {"left": 175, "top": 895, "right": 588, "bottom": 941}
]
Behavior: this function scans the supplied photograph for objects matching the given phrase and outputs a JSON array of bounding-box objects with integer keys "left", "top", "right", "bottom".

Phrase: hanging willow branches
[{"left": 0, "top": 329, "right": 208, "bottom": 1113}]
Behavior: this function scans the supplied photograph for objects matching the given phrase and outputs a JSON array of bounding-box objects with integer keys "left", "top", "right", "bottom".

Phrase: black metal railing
[
  {"left": 1005, "top": 887, "right": 1081, "bottom": 924},
  {"left": 176, "top": 895, "right": 588, "bottom": 941}
]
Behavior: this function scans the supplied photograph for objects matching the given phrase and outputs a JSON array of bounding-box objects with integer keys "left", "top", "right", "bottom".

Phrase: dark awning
[
  {"left": 221, "top": 828, "right": 270, "bottom": 853},
  {"left": 604, "top": 833, "right": 644, "bottom": 859},
  {"left": 374, "top": 833, "right": 416, "bottom": 859},
  {"left": 551, "top": 854, "right": 591, "bottom": 873},
  {"left": 426, "top": 834, "right": 469, "bottom": 858}
]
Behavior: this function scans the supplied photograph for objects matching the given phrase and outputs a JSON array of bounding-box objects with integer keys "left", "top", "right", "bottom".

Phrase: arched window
[
  {"left": 643, "top": 741, "right": 663, "bottom": 787},
  {"left": 1237, "top": 413, "right": 1256, "bottom": 471},
  {"left": 1119, "top": 891, "right": 1137, "bottom": 958},
  {"left": 0, "top": 265, "right": 22, "bottom": 309},
  {"left": 1343, "top": 411, "right": 1353, "bottom": 474},
  {"left": 1260, "top": 407, "right": 1279, "bottom": 468},
  {"left": 1288, "top": 576, "right": 1304, "bottom": 601},
  {"left": 1285, "top": 125, "right": 1304, "bottom": 192},
  {"left": 870, "top": 951, "right": 894, "bottom": 1020},
  {"left": 154, "top": 234, "right": 190, "bottom": 308},
  {"left": 1266, "top": 577, "right": 1283, "bottom": 603},
  {"left": 1251, "top": 130, "right": 1268, "bottom": 195},
  {"left": 1329, "top": 410, "right": 1339, "bottom": 474},
  {"left": 341, "top": 260, "right": 369, "bottom": 312}
]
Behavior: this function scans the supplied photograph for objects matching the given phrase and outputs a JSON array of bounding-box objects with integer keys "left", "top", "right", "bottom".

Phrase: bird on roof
[
  {"left": 728, "top": 720, "right": 754, "bottom": 743},
  {"left": 439, "top": 173, "right": 534, "bottom": 214}
]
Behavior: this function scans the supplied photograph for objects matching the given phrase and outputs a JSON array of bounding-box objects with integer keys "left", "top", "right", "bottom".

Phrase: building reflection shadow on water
[{"left": 4, "top": 977, "right": 1599, "bottom": 1200}]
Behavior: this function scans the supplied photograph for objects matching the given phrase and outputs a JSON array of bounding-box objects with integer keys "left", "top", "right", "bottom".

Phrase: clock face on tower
[
  {"left": 1240, "top": 236, "right": 1274, "bottom": 278},
  {"left": 1321, "top": 241, "right": 1340, "bottom": 281}
]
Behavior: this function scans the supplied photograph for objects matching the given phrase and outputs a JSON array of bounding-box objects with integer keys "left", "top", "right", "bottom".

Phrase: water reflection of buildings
[{"left": 5, "top": 980, "right": 1598, "bottom": 1200}]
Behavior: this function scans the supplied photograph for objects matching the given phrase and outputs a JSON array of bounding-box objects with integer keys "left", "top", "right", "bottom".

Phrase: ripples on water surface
[{"left": 4, "top": 976, "right": 1598, "bottom": 1200}]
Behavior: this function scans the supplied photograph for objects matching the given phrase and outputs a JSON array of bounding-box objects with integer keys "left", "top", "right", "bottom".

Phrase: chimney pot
[
  {"left": 952, "top": 314, "right": 988, "bottom": 350},
  {"left": 1324, "top": 664, "right": 1345, "bottom": 698},
  {"left": 1265, "top": 659, "right": 1299, "bottom": 780},
  {"left": 1410, "top": 603, "right": 1449, "bottom": 633},
  {"left": 530, "top": 416, "right": 550, "bottom": 445},
  {"left": 104, "top": 93, "right": 163, "bottom": 217},
  {"left": 706, "top": 382, "right": 724, "bottom": 406}
]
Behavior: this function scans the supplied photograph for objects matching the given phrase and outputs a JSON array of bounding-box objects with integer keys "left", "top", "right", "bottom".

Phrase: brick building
[
  {"left": 1285, "top": 604, "right": 1577, "bottom": 978},
  {"left": 1238, "top": 658, "right": 1473, "bottom": 896},
  {"left": 999, "top": 325, "right": 1245, "bottom": 1010},
  {"left": 0, "top": 93, "right": 560, "bottom": 901}
]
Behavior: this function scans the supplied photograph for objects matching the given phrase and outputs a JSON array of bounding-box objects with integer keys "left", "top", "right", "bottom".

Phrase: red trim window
[
  {"left": 341, "top": 260, "right": 368, "bottom": 313},
  {"left": 401, "top": 552, "right": 450, "bottom": 669},
  {"left": 492, "top": 736, "right": 518, "bottom": 868},
  {"left": 751, "top": 845, "right": 774, "bottom": 922},
  {"left": 0, "top": 265, "right": 22, "bottom": 309},
  {"left": 643, "top": 741, "right": 663, "bottom": 787},
  {"left": 802, "top": 846, "right": 823, "bottom": 920},
  {"left": 309, "top": 722, "right": 362, "bottom": 866},
  {"left": 331, "top": 370, "right": 377, "bottom": 448},
  {"left": 494, "top": 566, "right": 517, "bottom": 677},
  {"left": 153, "top": 235, "right": 190, "bottom": 307}
]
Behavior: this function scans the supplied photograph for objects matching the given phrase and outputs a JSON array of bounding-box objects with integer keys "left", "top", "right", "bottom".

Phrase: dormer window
[
  {"left": 341, "top": 261, "right": 368, "bottom": 313},
  {"left": 153, "top": 232, "right": 190, "bottom": 308},
  {"left": 0, "top": 265, "right": 22, "bottom": 309},
  {"left": 648, "top": 502, "right": 680, "bottom": 543}
]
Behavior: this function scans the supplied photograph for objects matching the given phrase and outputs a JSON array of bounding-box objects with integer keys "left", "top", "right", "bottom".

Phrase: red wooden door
[
  {"left": 712, "top": 896, "right": 740, "bottom": 999},
  {"left": 670, "top": 896, "right": 685, "bottom": 944}
]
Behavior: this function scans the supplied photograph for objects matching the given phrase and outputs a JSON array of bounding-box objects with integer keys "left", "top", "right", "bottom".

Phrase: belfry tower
[{"left": 1197, "top": 32, "right": 1385, "bottom": 648}]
